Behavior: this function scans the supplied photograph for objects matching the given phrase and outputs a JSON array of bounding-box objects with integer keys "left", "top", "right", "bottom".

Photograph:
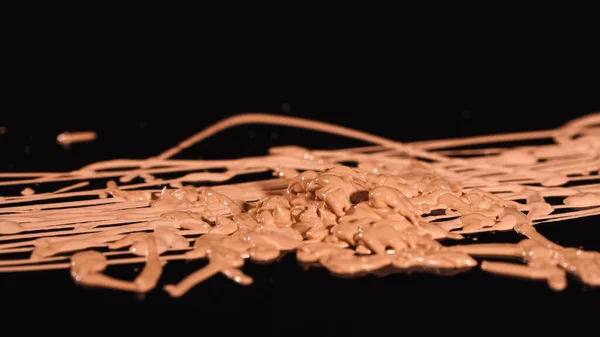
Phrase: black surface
[{"left": 2, "top": 5, "right": 600, "bottom": 334}]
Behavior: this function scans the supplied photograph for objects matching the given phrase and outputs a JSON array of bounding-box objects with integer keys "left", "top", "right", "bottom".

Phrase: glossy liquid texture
[
  {"left": 57, "top": 131, "right": 97, "bottom": 146},
  {"left": 1, "top": 113, "right": 600, "bottom": 297}
]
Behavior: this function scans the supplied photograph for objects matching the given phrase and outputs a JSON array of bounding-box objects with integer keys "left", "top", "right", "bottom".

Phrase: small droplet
[{"left": 21, "top": 187, "right": 35, "bottom": 196}]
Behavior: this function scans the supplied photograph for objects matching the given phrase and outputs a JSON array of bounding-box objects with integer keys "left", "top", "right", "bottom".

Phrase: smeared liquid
[{"left": 1, "top": 113, "right": 600, "bottom": 297}]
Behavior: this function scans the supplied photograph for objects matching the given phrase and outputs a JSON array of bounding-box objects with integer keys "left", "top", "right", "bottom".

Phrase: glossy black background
[{"left": 2, "top": 4, "right": 600, "bottom": 334}]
